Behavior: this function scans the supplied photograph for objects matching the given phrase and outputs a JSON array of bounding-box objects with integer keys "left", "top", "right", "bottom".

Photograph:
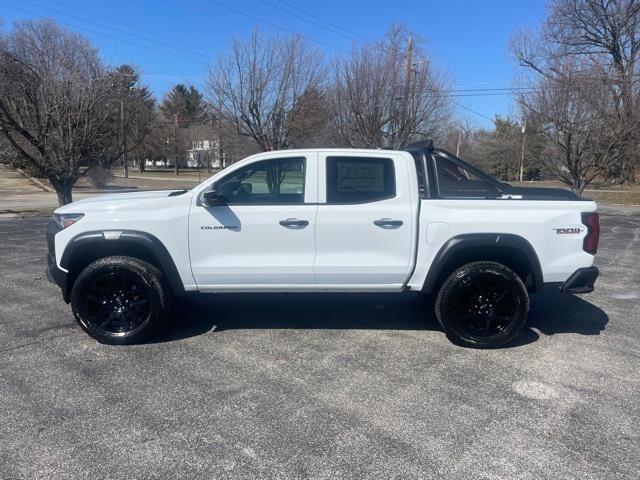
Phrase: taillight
[{"left": 581, "top": 212, "right": 600, "bottom": 255}]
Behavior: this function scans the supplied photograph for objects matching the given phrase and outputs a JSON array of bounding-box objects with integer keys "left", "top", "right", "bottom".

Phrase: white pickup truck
[{"left": 46, "top": 142, "right": 600, "bottom": 348}]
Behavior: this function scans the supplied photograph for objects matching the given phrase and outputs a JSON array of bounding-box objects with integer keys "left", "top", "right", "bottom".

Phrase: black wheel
[
  {"left": 71, "top": 256, "right": 171, "bottom": 345},
  {"left": 435, "top": 261, "right": 529, "bottom": 348}
]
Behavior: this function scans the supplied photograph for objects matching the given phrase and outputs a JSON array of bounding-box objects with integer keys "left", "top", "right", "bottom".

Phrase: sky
[{"left": 0, "top": 0, "right": 547, "bottom": 129}]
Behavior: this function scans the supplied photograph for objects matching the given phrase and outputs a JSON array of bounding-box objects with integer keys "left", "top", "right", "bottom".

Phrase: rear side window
[
  {"left": 435, "top": 155, "right": 499, "bottom": 199},
  {"left": 326, "top": 157, "right": 395, "bottom": 203}
]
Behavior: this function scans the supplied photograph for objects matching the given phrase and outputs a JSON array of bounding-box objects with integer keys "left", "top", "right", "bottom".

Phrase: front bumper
[
  {"left": 46, "top": 219, "right": 70, "bottom": 302},
  {"left": 561, "top": 266, "right": 599, "bottom": 294}
]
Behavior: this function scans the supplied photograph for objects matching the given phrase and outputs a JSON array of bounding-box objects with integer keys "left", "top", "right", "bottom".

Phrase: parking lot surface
[{"left": 1, "top": 207, "right": 639, "bottom": 479}]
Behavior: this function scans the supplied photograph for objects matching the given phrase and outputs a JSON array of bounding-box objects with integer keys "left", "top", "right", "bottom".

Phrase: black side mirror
[{"left": 200, "top": 186, "right": 227, "bottom": 207}]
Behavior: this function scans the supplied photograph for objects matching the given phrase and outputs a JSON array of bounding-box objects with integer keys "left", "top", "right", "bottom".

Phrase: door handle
[
  {"left": 374, "top": 218, "right": 403, "bottom": 228},
  {"left": 279, "top": 218, "right": 309, "bottom": 228}
]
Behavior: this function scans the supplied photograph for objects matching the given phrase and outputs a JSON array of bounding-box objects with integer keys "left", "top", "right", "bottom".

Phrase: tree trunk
[
  {"left": 573, "top": 179, "right": 587, "bottom": 197},
  {"left": 51, "top": 177, "right": 75, "bottom": 206},
  {"left": 138, "top": 158, "right": 145, "bottom": 173}
]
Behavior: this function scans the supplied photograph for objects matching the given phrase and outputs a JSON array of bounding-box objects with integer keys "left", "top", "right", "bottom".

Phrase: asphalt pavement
[{"left": 0, "top": 207, "right": 639, "bottom": 479}]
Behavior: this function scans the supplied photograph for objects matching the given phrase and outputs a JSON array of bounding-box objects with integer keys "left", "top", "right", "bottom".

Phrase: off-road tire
[
  {"left": 71, "top": 256, "right": 171, "bottom": 345},
  {"left": 435, "top": 261, "right": 529, "bottom": 348}
]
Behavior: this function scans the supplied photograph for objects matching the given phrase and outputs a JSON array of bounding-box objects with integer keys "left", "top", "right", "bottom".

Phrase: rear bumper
[{"left": 561, "top": 266, "right": 599, "bottom": 294}]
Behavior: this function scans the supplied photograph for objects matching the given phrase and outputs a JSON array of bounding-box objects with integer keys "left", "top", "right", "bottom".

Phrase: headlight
[{"left": 54, "top": 213, "right": 84, "bottom": 229}]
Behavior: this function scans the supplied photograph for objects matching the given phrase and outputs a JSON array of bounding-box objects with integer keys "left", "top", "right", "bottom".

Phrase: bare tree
[
  {"left": 330, "top": 25, "right": 453, "bottom": 149},
  {"left": 127, "top": 100, "right": 163, "bottom": 173},
  {"left": 208, "top": 28, "right": 325, "bottom": 151},
  {"left": 0, "top": 20, "right": 117, "bottom": 205},
  {"left": 214, "top": 111, "right": 262, "bottom": 166},
  {"left": 511, "top": 0, "right": 640, "bottom": 183},
  {"left": 518, "top": 62, "right": 627, "bottom": 194},
  {"left": 128, "top": 105, "right": 172, "bottom": 171},
  {"left": 85, "top": 65, "right": 158, "bottom": 176}
]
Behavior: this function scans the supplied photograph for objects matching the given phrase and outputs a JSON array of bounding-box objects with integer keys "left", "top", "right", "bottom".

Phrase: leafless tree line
[
  {"left": 0, "top": 21, "right": 117, "bottom": 204},
  {"left": 441, "top": 0, "right": 640, "bottom": 195},
  {"left": 0, "top": 19, "right": 453, "bottom": 205},
  {"left": 509, "top": 0, "right": 640, "bottom": 193},
  {"left": 208, "top": 24, "right": 454, "bottom": 152}
]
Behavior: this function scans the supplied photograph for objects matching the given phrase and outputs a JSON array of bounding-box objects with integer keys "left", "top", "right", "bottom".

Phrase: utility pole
[
  {"left": 120, "top": 93, "right": 127, "bottom": 178},
  {"left": 173, "top": 113, "right": 180, "bottom": 176},
  {"left": 399, "top": 36, "right": 413, "bottom": 147},
  {"left": 456, "top": 126, "right": 463, "bottom": 157},
  {"left": 519, "top": 120, "right": 526, "bottom": 183}
]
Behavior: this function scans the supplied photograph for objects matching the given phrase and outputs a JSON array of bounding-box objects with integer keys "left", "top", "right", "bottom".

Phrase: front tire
[
  {"left": 71, "top": 256, "right": 171, "bottom": 345},
  {"left": 435, "top": 261, "right": 529, "bottom": 348}
]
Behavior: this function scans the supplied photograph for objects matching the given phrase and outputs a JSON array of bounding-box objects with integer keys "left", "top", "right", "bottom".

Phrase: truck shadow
[{"left": 154, "top": 291, "right": 608, "bottom": 348}]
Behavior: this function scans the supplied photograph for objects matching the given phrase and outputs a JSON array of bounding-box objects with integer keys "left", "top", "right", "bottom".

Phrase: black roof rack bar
[{"left": 404, "top": 139, "right": 434, "bottom": 150}]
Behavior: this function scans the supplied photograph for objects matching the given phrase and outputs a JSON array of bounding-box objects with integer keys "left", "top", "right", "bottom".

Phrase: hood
[{"left": 55, "top": 189, "right": 189, "bottom": 213}]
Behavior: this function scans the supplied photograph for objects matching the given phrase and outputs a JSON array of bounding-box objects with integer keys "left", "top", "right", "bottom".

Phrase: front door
[{"left": 189, "top": 154, "right": 318, "bottom": 289}]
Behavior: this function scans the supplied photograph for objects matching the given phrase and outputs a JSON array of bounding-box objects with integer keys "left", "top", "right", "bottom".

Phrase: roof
[{"left": 244, "top": 147, "right": 410, "bottom": 158}]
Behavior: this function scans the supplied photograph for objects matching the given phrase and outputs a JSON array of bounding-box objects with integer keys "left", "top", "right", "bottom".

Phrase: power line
[
  {"left": 0, "top": 2, "right": 209, "bottom": 65},
  {"left": 273, "top": 0, "right": 373, "bottom": 43},
  {"left": 20, "top": 0, "right": 214, "bottom": 60},
  {"left": 446, "top": 92, "right": 529, "bottom": 97},
  {"left": 43, "top": 0, "right": 213, "bottom": 55},
  {"left": 259, "top": 0, "right": 368, "bottom": 44},
  {"left": 443, "top": 86, "right": 536, "bottom": 93},
  {"left": 206, "top": 0, "right": 349, "bottom": 53},
  {"left": 454, "top": 102, "right": 495, "bottom": 122}
]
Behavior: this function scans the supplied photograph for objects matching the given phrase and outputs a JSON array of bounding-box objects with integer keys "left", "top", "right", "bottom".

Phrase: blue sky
[{"left": 0, "top": 0, "right": 546, "bottom": 128}]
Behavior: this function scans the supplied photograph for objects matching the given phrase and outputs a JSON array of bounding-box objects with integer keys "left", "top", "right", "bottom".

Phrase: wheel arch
[
  {"left": 422, "top": 233, "right": 543, "bottom": 294},
  {"left": 60, "top": 230, "right": 186, "bottom": 298}
]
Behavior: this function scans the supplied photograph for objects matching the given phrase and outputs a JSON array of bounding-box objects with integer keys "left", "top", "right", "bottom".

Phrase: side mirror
[{"left": 200, "top": 186, "right": 227, "bottom": 207}]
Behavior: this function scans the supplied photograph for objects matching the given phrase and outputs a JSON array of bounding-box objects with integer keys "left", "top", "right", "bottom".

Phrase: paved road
[{"left": 1, "top": 208, "right": 639, "bottom": 479}]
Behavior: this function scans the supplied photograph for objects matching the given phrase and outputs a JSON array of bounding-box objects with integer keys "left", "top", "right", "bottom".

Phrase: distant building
[
  {"left": 146, "top": 135, "right": 222, "bottom": 169},
  {"left": 185, "top": 138, "right": 221, "bottom": 169}
]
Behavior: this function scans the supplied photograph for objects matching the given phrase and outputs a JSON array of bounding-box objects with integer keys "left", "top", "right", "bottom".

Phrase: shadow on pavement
[
  {"left": 152, "top": 290, "right": 608, "bottom": 347},
  {"left": 529, "top": 290, "right": 609, "bottom": 336}
]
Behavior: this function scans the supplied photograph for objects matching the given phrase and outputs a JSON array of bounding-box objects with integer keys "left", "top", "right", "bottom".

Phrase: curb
[{"left": 15, "top": 168, "right": 55, "bottom": 193}]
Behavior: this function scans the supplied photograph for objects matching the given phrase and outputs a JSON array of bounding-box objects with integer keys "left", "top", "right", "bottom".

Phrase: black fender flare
[
  {"left": 422, "top": 233, "right": 544, "bottom": 293},
  {"left": 60, "top": 230, "right": 186, "bottom": 296}
]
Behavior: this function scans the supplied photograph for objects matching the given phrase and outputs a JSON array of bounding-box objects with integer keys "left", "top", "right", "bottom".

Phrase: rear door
[{"left": 313, "top": 152, "right": 417, "bottom": 288}]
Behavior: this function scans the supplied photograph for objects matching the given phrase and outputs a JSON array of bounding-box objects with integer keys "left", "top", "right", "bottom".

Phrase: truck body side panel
[
  {"left": 54, "top": 192, "right": 197, "bottom": 291},
  {"left": 407, "top": 199, "right": 598, "bottom": 290}
]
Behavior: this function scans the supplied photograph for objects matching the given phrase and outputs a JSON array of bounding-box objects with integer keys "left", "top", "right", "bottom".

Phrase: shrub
[{"left": 86, "top": 166, "right": 114, "bottom": 188}]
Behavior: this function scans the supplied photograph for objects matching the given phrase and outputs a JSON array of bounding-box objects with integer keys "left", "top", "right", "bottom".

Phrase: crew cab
[{"left": 46, "top": 142, "right": 600, "bottom": 347}]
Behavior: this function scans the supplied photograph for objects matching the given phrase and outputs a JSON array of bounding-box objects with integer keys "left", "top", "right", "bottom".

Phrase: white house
[{"left": 146, "top": 136, "right": 222, "bottom": 169}]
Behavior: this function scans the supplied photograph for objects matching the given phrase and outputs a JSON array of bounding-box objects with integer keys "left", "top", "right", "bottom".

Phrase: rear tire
[
  {"left": 435, "top": 261, "right": 529, "bottom": 348},
  {"left": 71, "top": 256, "right": 171, "bottom": 345}
]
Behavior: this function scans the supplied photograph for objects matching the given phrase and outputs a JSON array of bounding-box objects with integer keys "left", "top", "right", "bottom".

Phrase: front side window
[
  {"left": 216, "top": 157, "right": 305, "bottom": 204},
  {"left": 434, "top": 155, "right": 500, "bottom": 199},
  {"left": 326, "top": 157, "right": 396, "bottom": 203}
]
